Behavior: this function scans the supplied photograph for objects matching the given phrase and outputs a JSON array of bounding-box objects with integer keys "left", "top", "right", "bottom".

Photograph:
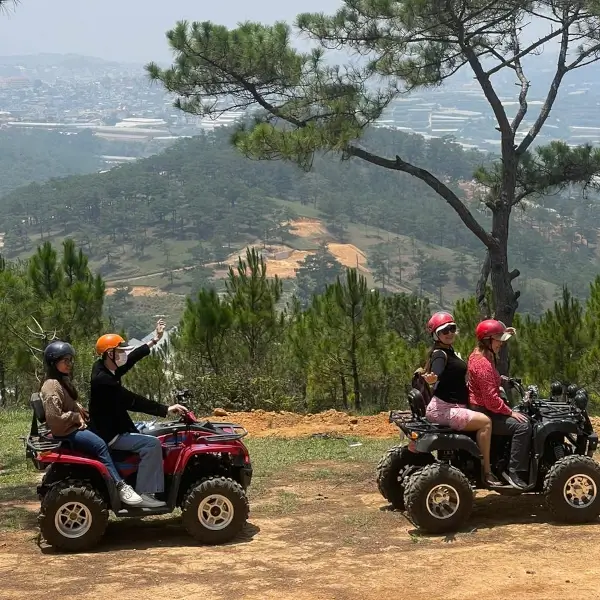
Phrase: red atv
[{"left": 25, "top": 389, "right": 252, "bottom": 552}]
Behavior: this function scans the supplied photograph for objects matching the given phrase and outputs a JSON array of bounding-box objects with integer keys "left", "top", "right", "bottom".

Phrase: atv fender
[
  {"left": 533, "top": 421, "right": 580, "bottom": 455},
  {"left": 37, "top": 458, "right": 121, "bottom": 511},
  {"left": 415, "top": 433, "right": 482, "bottom": 459},
  {"left": 168, "top": 444, "right": 250, "bottom": 506}
]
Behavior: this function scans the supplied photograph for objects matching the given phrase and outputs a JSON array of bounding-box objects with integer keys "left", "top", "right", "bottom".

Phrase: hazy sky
[{"left": 0, "top": 0, "right": 345, "bottom": 63}]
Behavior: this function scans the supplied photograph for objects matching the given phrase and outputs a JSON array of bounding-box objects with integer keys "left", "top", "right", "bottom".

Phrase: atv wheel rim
[
  {"left": 54, "top": 501, "right": 92, "bottom": 539},
  {"left": 198, "top": 494, "right": 235, "bottom": 530},
  {"left": 563, "top": 474, "right": 597, "bottom": 509},
  {"left": 425, "top": 484, "right": 460, "bottom": 520}
]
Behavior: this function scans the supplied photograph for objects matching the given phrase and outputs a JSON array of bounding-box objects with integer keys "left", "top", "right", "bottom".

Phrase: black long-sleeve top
[{"left": 89, "top": 344, "right": 168, "bottom": 443}]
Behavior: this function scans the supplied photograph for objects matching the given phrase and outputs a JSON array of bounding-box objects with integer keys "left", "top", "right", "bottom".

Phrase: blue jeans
[
  {"left": 110, "top": 433, "right": 164, "bottom": 494},
  {"left": 59, "top": 428, "right": 122, "bottom": 484}
]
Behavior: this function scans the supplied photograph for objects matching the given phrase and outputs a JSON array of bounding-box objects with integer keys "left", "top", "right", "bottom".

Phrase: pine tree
[
  {"left": 294, "top": 242, "right": 343, "bottom": 308},
  {"left": 225, "top": 248, "right": 283, "bottom": 364},
  {"left": 178, "top": 288, "right": 233, "bottom": 375}
]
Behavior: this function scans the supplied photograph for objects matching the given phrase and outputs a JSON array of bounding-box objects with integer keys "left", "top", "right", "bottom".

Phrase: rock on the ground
[{"left": 213, "top": 408, "right": 228, "bottom": 417}]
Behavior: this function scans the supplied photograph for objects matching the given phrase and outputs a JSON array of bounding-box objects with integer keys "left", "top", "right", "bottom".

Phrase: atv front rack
[{"left": 191, "top": 421, "right": 249, "bottom": 442}]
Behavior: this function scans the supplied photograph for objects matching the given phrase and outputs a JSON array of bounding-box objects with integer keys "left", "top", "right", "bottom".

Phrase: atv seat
[
  {"left": 27, "top": 392, "right": 70, "bottom": 451},
  {"left": 408, "top": 389, "right": 427, "bottom": 418},
  {"left": 29, "top": 392, "right": 54, "bottom": 439}
]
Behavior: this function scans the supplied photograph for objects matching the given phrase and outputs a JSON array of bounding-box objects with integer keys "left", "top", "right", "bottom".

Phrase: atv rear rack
[
  {"left": 25, "top": 435, "right": 63, "bottom": 453},
  {"left": 389, "top": 410, "right": 457, "bottom": 435}
]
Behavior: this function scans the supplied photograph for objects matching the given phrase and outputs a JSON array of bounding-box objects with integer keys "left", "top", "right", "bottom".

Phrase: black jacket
[{"left": 89, "top": 343, "right": 168, "bottom": 443}]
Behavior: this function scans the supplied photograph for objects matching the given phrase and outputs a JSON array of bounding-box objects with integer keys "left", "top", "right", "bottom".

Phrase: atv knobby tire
[
  {"left": 181, "top": 476, "right": 249, "bottom": 544},
  {"left": 38, "top": 479, "right": 108, "bottom": 552},
  {"left": 404, "top": 463, "right": 473, "bottom": 534},
  {"left": 544, "top": 455, "right": 600, "bottom": 523},
  {"left": 376, "top": 445, "right": 434, "bottom": 510}
]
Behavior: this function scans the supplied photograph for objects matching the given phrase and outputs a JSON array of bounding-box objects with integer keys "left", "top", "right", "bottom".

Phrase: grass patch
[
  {"left": 0, "top": 504, "right": 38, "bottom": 531},
  {"left": 270, "top": 197, "right": 321, "bottom": 218},
  {"left": 305, "top": 468, "right": 338, "bottom": 481},
  {"left": 0, "top": 410, "right": 39, "bottom": 501},
  {"left": 342, "top": 512, "right": 379, "bottom": 529},
  {"left": 245, "top": 437, "right": 392, "bottom": 478},
  {"left": 245, "top": 437, "right": 392, "bottom": 497},
  {"left": 0, "top": 410, "right": 40, "bottom": 529},
  {"left": 260, "top": 490, "right": 301, "bottom": 516}
]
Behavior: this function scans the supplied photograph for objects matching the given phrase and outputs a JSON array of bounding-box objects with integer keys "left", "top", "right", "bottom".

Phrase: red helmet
[
  {"left": 427, "top": 311, "right": 455, "bottom": 335},
  {"left": 475, "top": 319, "right": 515, "bottom": 342}
]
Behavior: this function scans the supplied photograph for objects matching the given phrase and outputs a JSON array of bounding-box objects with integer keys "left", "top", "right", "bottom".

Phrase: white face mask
[{"left": 115, "top": 352, "right": 128, "bottom": 367}]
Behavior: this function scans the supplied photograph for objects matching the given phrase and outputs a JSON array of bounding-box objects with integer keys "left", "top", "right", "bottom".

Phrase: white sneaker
[
  {"left": 118, "top": 483, "right": 143, "bottom": 506},
  {"left": 139, "top": 493, "right": 166, "bottom": 508}
]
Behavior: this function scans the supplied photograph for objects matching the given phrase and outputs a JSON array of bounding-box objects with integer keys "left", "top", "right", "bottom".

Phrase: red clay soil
[{"left": 205, "top": 408, "right": 401, "bottom": 438}]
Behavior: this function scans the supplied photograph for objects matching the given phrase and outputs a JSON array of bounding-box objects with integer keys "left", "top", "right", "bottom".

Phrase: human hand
[
  {"left": 511, "top": 410, "right": 528, "bottom": 423},
  {"left": 78, "top": 413, "right": 88, "bottom": 429},
  {"left": 168, "top": 403, "right": 187, "bottom": 415},
  {"left": 79, "top": 406, "right": 89, "bottom": 421},
  {"left": 155, "top": 318, "right": 166, "bottom": 340},
  {"left": 500, "top": 375, "right": 511, "bottom": 388},
  {"left": 423, "top": 372, "right": 438, "bottom": 385}
]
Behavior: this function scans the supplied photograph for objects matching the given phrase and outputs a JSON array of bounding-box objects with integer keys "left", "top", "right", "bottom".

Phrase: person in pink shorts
[{"left": 423, "top": 311, "right": 501, "bottom": 487}]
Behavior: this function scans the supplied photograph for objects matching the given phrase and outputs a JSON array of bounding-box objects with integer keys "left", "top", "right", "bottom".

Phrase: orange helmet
[{"left": 95, "top": 334, "right": 134, "bottom": 356}]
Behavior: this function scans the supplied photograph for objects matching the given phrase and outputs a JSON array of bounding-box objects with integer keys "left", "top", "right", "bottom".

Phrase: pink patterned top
[{"left": 467, "top": 350, "right": 512, "bottom": 416}]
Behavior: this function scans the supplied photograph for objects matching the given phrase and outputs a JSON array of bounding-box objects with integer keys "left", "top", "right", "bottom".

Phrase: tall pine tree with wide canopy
[{"left": 149, "top": 1, "right": 600, "bottom": 372}]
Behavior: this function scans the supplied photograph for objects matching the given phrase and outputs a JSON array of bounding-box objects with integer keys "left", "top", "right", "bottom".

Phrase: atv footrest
[{"left": 114, "top": 506, "right": 173, "bottom": 518}]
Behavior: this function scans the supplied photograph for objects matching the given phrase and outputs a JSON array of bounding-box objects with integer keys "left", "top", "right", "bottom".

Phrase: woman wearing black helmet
[{"left": 40, "top": 341, "right": 143, "bottom": 507}]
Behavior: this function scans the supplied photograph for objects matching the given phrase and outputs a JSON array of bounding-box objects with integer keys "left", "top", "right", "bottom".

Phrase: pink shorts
[{"left": 425, "top": 396, "right": 475, "bottom": 431}]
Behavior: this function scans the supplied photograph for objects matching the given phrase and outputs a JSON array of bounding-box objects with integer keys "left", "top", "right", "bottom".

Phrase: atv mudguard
[
  {"left": 532, "top": 420, "right": 581, "bottom": 455},
  {"left": 415, "top": 432, "right": 482, "bottom": 459}
]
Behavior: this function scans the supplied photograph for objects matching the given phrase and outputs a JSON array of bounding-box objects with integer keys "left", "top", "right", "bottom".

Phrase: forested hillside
[
  {"left": 1, "top": 126, "right": 599, "bottom": 329},
  {"left": 0, "top": 128, "right": 172, "bottom": 197}
]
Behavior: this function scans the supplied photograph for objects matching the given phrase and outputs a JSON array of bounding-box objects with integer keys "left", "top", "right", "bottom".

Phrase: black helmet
[
  {"left": 573, "top": 389, "right": 589, "bottom": 411},
  {"left": 550, "top": 381, "right": 563, "bottom": 396},
  {"left": 566, "top": 384, "right": 579, "bottom": 398},
  {"left": 43, "top": 341, "right": 76, "bottom": 367}
]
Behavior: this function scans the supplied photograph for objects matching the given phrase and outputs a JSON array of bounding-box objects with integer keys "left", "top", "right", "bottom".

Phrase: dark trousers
[{"left": 471, "top": 406, "right": 532, "bottom": 473}]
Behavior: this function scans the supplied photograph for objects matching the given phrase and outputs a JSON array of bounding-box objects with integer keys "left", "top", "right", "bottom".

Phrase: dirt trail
[
  {"left": 4, "top": 410, "right": 600, "bottom": 599},
  {"left": 2, "top": 470, "right": 600, "bottom": 600}
]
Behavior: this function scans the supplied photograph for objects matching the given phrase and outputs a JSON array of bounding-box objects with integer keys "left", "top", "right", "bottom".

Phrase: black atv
[{"left": 377, "top": 380, "right": 600, "bottom": 533}]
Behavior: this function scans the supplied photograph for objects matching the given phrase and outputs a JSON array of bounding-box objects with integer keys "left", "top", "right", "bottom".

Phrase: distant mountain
[{"left": 0, "top": 53, "right": 143, "bottom": 70}]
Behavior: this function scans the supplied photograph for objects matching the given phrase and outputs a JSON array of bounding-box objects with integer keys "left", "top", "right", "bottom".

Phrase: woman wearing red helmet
[
  {"left": 468, "top": 319, "right": 531, "bottom": 490},
  {"left": 423, "top": 312, "right": 501, "bottom": 487}
]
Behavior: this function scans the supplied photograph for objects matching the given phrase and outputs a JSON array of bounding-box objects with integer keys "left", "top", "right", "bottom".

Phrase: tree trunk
[
  {"left": 350, "top": 331, "right": 361, "bottom": 410},
  {"left": 489, "top": 166, "right": 520, "bottom": 374},
  {"left": 340, "top": 373, "right": 348, "bottom": 409},
  {"left": 0, "top": 360, "right": 5, "bottom": 407}
]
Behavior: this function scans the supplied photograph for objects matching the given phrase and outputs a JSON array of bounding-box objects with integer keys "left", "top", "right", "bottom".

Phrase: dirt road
[{"left": 2, "top": 457, "right": 600, "bottom": 600}]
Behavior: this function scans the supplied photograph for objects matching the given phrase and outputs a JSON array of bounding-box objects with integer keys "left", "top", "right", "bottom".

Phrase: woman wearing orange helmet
[
  {"left": 468, "top": 319, "right": 531, "bottom": 490},
  {"left": 88, "top": 319, "right": 187, "bottom": 509},
  {"left": 423, "top": 312, "right": 501, "bottom": 487}
]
